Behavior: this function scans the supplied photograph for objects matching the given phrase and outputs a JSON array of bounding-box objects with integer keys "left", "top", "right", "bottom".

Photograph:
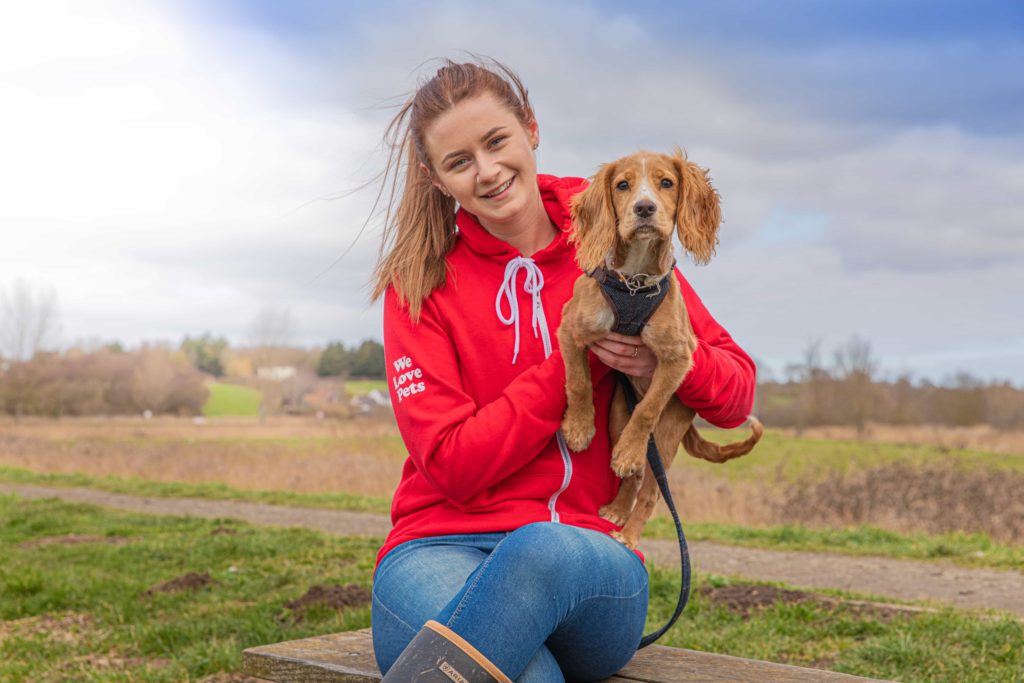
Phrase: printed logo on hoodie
[{"left": 391, "top": 354, "right": 426, "bottom": 403}]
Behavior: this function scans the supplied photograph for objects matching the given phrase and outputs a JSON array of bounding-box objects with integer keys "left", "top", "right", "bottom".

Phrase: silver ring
[{"left": 631, "top": 345, "right": 639, "bottom": 359}]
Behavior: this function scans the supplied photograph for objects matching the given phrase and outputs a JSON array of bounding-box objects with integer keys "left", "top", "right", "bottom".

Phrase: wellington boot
[{"left": 381, "top": 620, "right": 512, "bottom": 683}]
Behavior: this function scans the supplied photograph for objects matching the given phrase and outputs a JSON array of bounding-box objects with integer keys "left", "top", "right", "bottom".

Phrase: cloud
[{"left": 1, "top": 0, "right": 1021, "bottom": 383}]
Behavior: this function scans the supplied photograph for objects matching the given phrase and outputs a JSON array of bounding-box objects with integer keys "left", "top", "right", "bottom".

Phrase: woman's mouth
[{"left": 482, "top": 176, "right": 515, "bottom": 199}]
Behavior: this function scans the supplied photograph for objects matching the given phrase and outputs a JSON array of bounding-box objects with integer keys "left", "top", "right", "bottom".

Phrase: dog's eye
[
  {"left": 616, "top": 180, "right": 629, "bottom": 191},
  {"left": 660, "top": 178, "right": 674, "bottom": 189}
]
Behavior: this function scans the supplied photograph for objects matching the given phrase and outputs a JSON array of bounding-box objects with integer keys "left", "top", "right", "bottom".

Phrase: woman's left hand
[{"left": 589, "top": 332, "right": 657, "bottom": 379}]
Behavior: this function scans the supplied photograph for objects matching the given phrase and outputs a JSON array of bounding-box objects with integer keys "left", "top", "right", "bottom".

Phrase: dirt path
[{"left": 4, "top": 483, "right": 1023, "bottom": 618}]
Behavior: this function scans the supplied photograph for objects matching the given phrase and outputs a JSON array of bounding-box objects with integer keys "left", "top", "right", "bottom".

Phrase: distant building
[{"left": 352, "top": 388, "right": 391, "bottom": 413}]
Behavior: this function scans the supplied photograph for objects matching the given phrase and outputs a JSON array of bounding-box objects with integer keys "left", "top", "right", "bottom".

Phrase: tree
[
  {"left": 318, "top": 342, "right": 351, "bottom": 377},
  {"left": 349, "top": 339, "right": 385, "bottom": 378},
  {"left": 248, "top": 305, "right": 297, "bottom": 367},
  {"left": 180, "top": 334, "right": 227, "bottom": 376},
  {"left": 785, "top": 337, "right": 828, "bottom": 433},
  {"left": 0, "top": 279, "right": 59, "bottom": 361},
  {"left": 833, "top": 335, "right": 878, "bottom": 435}
]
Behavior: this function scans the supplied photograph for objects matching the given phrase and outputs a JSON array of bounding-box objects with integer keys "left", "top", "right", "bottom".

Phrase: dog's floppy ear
[
  {"left": 570, "top": 162, "right": 618, "bottom": 273},
  {"left": 671, "top": 149, "right": 720, "bottom": 265}
]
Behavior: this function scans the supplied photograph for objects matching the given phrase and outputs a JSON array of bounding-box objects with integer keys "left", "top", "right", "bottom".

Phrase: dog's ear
[
  {"left": 671, "top": 150, "right": 720, "bottom": 265},
  {"left": 570, "top": 162, "right": 619, "bottom": 273}
]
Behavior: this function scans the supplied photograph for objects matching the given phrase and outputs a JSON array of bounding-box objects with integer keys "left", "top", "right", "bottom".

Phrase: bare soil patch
[
  {"left": 198, "top": 673, "right": 271, "bottom": 683},
  {"left": 0, "top": 612, "right": 97, "bottom": 645},
  {"left": 279, "top": 584, "right": 372, "bottom": 623},
  {"left": 18, "top": 533, "right": 133, "bottom": 549},
  {"left": 697, "top": 584, "right": 906, "bottom": 622},
  {"left": 142, "top": 572, "right": 213, "bottom": 598}
]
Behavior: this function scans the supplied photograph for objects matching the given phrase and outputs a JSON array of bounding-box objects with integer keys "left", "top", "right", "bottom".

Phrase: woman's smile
[{"left": 481, "top": 175, "right": 515, "bottom": 199}]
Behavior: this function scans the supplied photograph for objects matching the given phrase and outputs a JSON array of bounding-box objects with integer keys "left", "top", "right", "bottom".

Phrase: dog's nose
[{"left": 633, "top": 199, "right": 656, "bottom": 218}]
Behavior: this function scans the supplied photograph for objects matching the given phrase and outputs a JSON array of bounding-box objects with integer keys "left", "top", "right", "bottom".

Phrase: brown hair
[{"left": 370, "top": 58, "right": 535, "bottom": 321}]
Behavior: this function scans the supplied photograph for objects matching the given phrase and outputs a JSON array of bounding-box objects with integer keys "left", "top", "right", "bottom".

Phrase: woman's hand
[{"left": 589, "top": 332, "right": 657, "bottom": 379}]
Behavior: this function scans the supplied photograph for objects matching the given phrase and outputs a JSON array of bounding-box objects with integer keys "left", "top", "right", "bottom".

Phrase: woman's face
[{"left": 422, "top": 93, "right": 540, "bottom": 231}]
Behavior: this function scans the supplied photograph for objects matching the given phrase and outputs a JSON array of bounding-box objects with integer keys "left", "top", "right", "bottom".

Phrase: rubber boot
[{"left": 381, "top": 620, "right": 512, "bottom": 683}]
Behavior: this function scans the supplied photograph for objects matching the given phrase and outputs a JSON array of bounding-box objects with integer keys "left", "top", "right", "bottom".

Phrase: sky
[{"left": 1, "top": 0, "right": 1022, "bottom": 385}]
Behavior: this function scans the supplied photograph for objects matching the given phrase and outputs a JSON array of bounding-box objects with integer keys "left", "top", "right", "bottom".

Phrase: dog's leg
[
  {"left": 613, "top": 462, "right": 659, "bottom": 550},
  {"left": 559, "top": 278, "right": 614, "bottom": 452},
  {"left": 558, "top": 312, "right": 597, "bottom": 452},
  {"left": 600, "top": 473, "right": 641, "bottom": 526},
  {"left": 610, "top": 353, "right": 689, "bottom": 478}
]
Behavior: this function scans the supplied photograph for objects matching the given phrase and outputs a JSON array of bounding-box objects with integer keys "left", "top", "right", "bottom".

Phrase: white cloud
[{"left": 1, "top": 0, "right": 1021, "bottom": 383}]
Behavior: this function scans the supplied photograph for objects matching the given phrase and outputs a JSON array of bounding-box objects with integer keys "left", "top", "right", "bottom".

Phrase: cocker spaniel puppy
[{"left": 558, "top": 149, "right": 763, "bottom": 550}]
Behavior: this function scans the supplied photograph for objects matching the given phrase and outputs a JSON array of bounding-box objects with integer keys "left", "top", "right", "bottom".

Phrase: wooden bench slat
[{"left": 242, "top": 629, "right": 893, "bottom": 682}]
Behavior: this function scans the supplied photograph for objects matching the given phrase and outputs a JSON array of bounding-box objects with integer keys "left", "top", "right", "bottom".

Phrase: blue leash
[{"left": 615, "top": 371, "right": 692, "bottom": 649}]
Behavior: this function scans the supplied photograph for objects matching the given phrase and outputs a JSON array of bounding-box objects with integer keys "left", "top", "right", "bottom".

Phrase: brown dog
[{"left": 558, "top": 149, "right": 763, "bottom": 549}]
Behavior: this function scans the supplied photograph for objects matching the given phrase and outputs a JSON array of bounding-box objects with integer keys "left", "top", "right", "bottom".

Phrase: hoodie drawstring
[
  {"left": 495, "top": 256, "right": 553, "bottom": 364},
  {"left": 494, "top": 255, "right": 572, "bottom": 523}
]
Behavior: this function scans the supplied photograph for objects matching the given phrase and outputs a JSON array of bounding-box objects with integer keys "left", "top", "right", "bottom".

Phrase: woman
[{"left": 370, "top": 59, "right": 755, "bottom": 683}]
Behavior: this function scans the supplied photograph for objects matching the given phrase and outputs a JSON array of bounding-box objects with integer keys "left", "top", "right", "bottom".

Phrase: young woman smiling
[{"left": 369, "top": 59, "right": 755, "bottom": 683}]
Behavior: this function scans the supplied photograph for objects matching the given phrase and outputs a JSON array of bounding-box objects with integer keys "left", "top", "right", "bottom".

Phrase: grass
[
  {"left": 690, "top": 427, "right": 1024, "bottom": 481},
  {"left": 3, "top": 495, "right": 1021, "bottom": 683},
  {"left": 0, "top": 465, "right": 391, "bottom": 515},
  {"left": 345, "top": 379, "right": 387, "bottom": 397},
  {"left": 2, "top": 465, "right": 1021, "bottom": 571},
  {"left": 645, "top": 518, "right": 1024, "bottom": 571},
  {"left": 202, "top": 382, "right": 262, "bottom": 417},
  {"left": 1, "top": 494, "right": 377, "bottom": 682},
  {"left": 645, "top": 567, "right": 1024, "bottom": 683}
]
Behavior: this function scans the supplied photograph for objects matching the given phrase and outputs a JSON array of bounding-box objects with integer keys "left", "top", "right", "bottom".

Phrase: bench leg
[{"left": 382, "top": 620, "right": 513, "bottom": 683}]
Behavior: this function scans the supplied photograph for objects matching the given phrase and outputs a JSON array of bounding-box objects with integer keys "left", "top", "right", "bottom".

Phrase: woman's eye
[
  {"left": 450, "top": 158, "right": 468, "bottom": 170},
  {"left": 489, "top": 136, "right": 507, "bottom": 147},
  {"left": 616, "top": 180, "right": 630, "bottom": 191},
  {"left": 660, "top": 178, "right": 674, "bottom": 189}
]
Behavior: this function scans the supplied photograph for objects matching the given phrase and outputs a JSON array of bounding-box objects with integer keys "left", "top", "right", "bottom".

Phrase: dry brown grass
[
  {"left": 0, "top": 415, "right": 406, "bottom": 498},
  {"left": 4, "top": 416, "right": 1023, "bottom": 542},
  {"left": 782, "top": 423, "right": 1024, "bottom": 456},
  {"left": 779, "top": 460, "right": 1024, "bottom": 541}
]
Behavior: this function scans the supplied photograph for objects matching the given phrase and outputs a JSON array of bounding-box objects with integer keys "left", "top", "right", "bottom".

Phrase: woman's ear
[
  {"left": 570, "top": 162, "right": 618, "bottom": 273},
  {"left": 527, "top": 119, "right": 539, "bottom": 150},
  {"left": 671, "top": 151, "right": 720, "bottom": 265},
  {"left": 420, "top": 162, "right": 448, "bottom": 197}
]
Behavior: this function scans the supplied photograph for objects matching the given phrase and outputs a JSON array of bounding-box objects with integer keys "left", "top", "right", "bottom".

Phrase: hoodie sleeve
[
  {"left": 383, "top": 286, "right": 568, "bottom": 506},
  {"left": 673, "top": 270, "right": 756, "bottom": 428}
]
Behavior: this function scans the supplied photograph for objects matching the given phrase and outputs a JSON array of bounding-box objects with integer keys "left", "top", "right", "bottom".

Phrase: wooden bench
[{"left": 242, "top": 629, "right": 892, "bottom": 682}]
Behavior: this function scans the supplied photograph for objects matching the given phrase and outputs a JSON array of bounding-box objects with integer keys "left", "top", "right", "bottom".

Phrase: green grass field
[
  {"left": 345, "top": 379, "right": 387, "bottom": 396},
  {"left": 690, "top": 428, "right": 1024, "bottom": 480},
  {"left": 202, "top": 383, "right": 263, "bottom": 417},
  {"left": 2, "top": 495, "right": 1021, "bottom": 682}
]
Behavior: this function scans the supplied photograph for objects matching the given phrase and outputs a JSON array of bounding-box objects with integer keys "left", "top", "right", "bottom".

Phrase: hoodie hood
[{"left": 454, "top": 174, "right": 587, "bottom": 265}]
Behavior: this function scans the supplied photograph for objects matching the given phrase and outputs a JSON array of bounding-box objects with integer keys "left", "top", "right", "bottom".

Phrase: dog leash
[{"left": 615, "top": 371, "right": 692, "bottom": 649}]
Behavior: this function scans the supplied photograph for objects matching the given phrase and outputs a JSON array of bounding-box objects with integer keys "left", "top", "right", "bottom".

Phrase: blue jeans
[{"left": 371, "top": 522, "right": 648, "bottom": 683}]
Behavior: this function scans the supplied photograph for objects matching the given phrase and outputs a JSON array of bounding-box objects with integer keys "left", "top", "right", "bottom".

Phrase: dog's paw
[
  {"left": 611, "top": 440, "right": 645, "bottom": 478},
  {"left": 610, "top": 529, "right": 637, "bottom": 551},
  {"left": 599, "top": 503, "right": 630, "bottom": 527},
  {"left": 561, "top": 411, "right": 595, "bottom": 452}
]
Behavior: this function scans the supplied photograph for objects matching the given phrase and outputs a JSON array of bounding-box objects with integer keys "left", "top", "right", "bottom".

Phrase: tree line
[{"left": 756, "top": 337, "right": 1024, "bottom": 431}]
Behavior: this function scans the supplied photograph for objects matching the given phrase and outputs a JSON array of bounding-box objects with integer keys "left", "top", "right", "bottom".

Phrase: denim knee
[{"left": 498, "top": 522, "right": 644, "bottom": 595}]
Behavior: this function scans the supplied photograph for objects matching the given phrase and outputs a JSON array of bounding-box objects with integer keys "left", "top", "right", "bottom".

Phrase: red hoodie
[{"left": 378, "top": 174, "right": 755, "bottom": 566}]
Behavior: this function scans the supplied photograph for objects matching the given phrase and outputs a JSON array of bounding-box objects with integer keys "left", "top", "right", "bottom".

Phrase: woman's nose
[{"left": 476, "top": 155, "right": 500, "bottom": 184}]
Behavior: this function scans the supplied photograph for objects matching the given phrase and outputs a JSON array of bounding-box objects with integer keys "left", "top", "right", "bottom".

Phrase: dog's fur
[{"left": 558, "top": 150, "right": 763, "bottom": 550}]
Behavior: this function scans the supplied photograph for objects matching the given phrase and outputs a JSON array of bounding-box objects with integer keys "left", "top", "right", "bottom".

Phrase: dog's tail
[{"left": 682, "top": 416, "right": 764, "bottom": 464}]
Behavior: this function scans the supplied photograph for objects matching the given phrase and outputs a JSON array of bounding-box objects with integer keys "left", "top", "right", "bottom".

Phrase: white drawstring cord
[
  {"left": 494, "top": 255, "right": 571, "bottom": 521},
  {"left": 495, "top": 256, "right": 553, "bottom": 364}
]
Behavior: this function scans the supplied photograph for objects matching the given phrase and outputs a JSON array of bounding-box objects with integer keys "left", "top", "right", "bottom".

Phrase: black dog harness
[{"left": 588, "top": 265, "right": 673, "bottom": 336}]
